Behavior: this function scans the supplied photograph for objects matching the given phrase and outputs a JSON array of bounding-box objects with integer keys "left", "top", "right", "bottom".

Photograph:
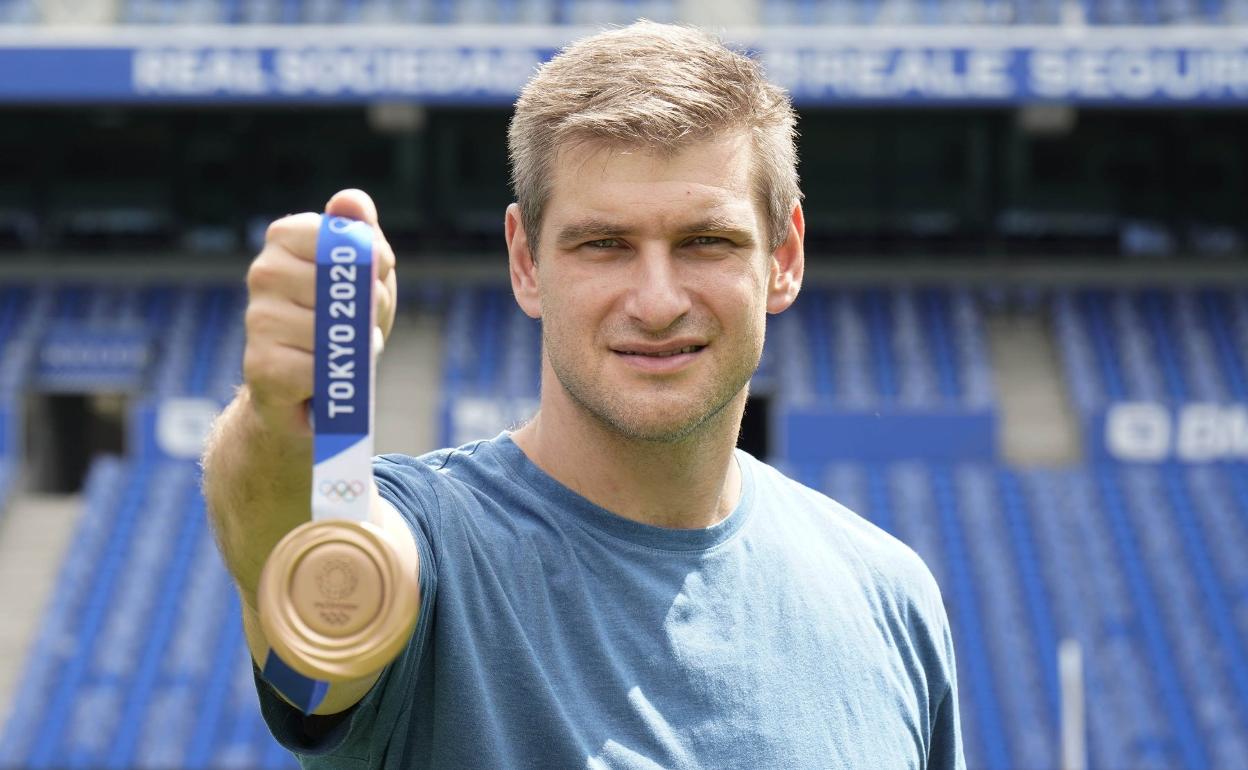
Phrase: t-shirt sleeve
[
  {"left": 927, "top": 681, "right": 964, "bottom": 770},
  {"left": 915, "top": 568, "right": 966, "bottom": 770},
  {"left": 253, "top": 453, "right": 442, "bottom": 763}
]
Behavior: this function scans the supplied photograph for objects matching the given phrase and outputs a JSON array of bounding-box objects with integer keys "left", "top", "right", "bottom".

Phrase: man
[{"left": 202, "top": 20, "right": 965, "bottom": 770}]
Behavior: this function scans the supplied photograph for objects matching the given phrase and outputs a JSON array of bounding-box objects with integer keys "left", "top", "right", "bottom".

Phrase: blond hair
[{"left": 508, "top": 20, "right": 800, "bottom": 255}]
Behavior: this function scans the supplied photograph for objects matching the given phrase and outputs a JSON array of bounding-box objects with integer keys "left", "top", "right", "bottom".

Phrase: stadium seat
[{"left": 0, "top": 279, "right": 1244, "bottom": 770}]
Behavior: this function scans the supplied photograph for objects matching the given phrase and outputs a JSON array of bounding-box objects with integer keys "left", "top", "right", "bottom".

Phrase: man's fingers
[
  {"left": 325, "top": 188, "right": 379, "bottom": 228},
  {"left": 245, "top": 297, "right": 315, "bottom": 353},
  {"left": 247, "top": 245, "right": 317, "bottom": 310},
  {"left": 243, "top": 342, "right": 315, "bottom": 406},
  {"left": 374, "top": 232, "right": 396, "bottom": 286},
  {"left": 244, "top": 191, "right": 393, "bottom": 432},
  {"left": 375, "top": 273, "right": 397, "bottom": 342},
  {"left": 267, "top": 207, "right": 389, "bottom": 290},
  {"left": 264, "top": 212, "right": 322, "bottom": 261}
]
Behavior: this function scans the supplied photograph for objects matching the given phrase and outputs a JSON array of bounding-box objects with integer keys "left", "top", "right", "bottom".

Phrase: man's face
[{"left": 524, "top": 133, "right": 782, "bottom": 443}]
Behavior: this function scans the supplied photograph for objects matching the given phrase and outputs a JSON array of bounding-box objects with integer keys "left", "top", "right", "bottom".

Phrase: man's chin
[
  {"left": 591, "top": 397, "right": 735, "bottom": 444},
  {"left": 551, "top": 359, "right": 748, "bottom": 445}
]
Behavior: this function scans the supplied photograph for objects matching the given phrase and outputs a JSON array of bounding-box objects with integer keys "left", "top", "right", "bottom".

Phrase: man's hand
[
  {"left": 204, "top": 188, "right": 415, "bottom": 715},
  {"left": 243, "top": 188, "right": 398, "bottom": 437},
  {"left": 204, "top": 187, "right": 399, "bottom": 610}
]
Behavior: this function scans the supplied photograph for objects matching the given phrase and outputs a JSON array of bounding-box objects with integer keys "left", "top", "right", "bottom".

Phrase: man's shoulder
[
  {"left": 745, "top": 455, "right": 943, "bottom": 606},
  {"left": 374, "top": 435, "right": 504, "bottom": 485},
  {"left": 370, "top": 434, "right": 513, "bottom": 522}
]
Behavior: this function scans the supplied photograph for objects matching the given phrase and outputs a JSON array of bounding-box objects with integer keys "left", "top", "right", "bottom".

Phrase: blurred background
[{"left": 0, "top": 1, "right": 1246, "bottom": 768}]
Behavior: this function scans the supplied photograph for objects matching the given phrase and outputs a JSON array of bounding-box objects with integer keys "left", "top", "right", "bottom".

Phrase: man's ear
[
  {"left": 506, "top": 203, "right": 541, "bottom": 319},
  {"left": 767, "top": 201, "right": 805, "bottom": 314}
]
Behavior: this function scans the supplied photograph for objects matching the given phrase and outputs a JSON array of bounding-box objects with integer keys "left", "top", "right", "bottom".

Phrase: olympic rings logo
[
  {"left": 320, "top": 610, "right": 351, "bottom": 626},
  {"left": 319, "top": 479, "right": 366, "bottom": 502}
]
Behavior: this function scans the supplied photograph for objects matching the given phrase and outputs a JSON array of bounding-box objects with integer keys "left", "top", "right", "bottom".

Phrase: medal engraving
[{"left": 258, "top": 518, "right": 418, "bottom": 683}]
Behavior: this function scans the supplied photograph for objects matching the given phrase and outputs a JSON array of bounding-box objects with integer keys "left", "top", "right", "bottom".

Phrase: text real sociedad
[{"left": 130, "top": 45, "right": 1248, "bottom": 101}]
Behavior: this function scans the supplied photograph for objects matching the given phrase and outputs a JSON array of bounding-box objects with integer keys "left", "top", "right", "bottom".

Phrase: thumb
[{"left": 324, "top": 188, "right": 379, "bottom": 227}]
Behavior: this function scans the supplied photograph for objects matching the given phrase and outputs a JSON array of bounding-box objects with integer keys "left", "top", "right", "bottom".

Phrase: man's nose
[{"left": 623, "top": 248, "right": 692, "bottom": 332}]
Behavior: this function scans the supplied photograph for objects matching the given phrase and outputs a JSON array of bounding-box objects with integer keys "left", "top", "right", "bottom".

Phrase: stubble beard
[{"left": 542, "top": 324, "right": 761, "bottom": 445}]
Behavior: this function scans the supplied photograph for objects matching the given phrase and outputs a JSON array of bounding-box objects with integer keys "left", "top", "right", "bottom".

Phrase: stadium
[{"left": 0, "top": 0, "right": 1246, "bottom": 768}]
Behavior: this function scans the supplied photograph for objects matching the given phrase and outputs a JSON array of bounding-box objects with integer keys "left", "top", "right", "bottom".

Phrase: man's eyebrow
[
  {"left": 555, "top": 216, "right": 755, "bottom": 245},
  {"left": 681, "top": 216, "right": 755, "bottom": 237},
  {"left": 554, "top": 219, "right": 630, "bottom": 245}
]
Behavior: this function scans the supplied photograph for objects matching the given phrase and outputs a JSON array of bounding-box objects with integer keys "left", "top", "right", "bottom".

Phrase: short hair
[{"left": 508, "top": 20, "right": 801, "bottom": 256}]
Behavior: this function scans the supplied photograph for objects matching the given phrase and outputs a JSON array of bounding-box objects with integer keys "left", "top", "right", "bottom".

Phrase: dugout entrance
[
  {"left": 737, "top": 395, "right": 771, "bottom": 460},
  {"left": 24, "top": 393, "right": 127, "bottom": 494}
]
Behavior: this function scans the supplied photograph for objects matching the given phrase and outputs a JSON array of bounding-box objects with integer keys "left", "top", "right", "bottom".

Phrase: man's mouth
[{"left": 616, "top": 345, "right": 704, "bottom": 358}]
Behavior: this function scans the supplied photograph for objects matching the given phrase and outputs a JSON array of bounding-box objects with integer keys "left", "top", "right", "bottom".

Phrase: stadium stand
[
  {"left": 760, "top": 0, "right": 1248, "bottom": 24},
  {"left": 797, "top": 459, "right": 1248, "bottom": 770},
  {"left": 0, "top": 282, "right": 282, "bottom": 768},
  {"left": 91, "top": 0, "right": 682, "bottom": 25},
  {"left": 1053, "top": 287, "right": 1248, "bottom": 412},
  {"left": 3, "top": 0, "right": 1248, "bottom": 25},
  {"left": 0, "top": 457, "right": 296, "bottom": 769},
  {"left": 1, "top": 280, "right": 1244, "bottom": 768}
]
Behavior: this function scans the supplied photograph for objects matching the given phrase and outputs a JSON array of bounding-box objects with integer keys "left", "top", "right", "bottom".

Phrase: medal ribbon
[{"left": 262, "top": 214, "right": 376, "bottom": 714}]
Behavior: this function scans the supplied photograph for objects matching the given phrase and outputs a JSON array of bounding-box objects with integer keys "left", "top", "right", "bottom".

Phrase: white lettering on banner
[
  {"left": 128, "top": 44, "right": 1248, "bottom": 102},
  {"left": 968, "top": 50, "right": 1012, "bottom": 97},
  {"left": 274, "top": 48, "right": 541, "bottom": 96},
  {"left": 133, "top": 49, "right": 266, "bottom": 95},
  {"left": 1030, "top": 48, "right": 1248, "bottom": 100},
  {"left": 1105, "top": 402, "right": 1248, "bottom": 462},
  {"left": 1176, "top": 403, "right": 1248, "bottom": 461},
  {"left": 132, "top": 47, "right": 542, "bottom": 97},
  {"left": 1106, "top": 402, "right": 1171, "bottom": 462},
  {"left": 781, "top": 48, "right": 1011, "bottom": 99},
  {"left": 156, "top": 398, "right": 221, "bottom": 459},
  {"left": 328, "top": 359, "right": 355, "bottom": 379},
  {"left": 328, "top": 325, "right": 353, "bottom": 344},
  {"left": 325, "top": 241, "right": 360, "bottom": 419}
]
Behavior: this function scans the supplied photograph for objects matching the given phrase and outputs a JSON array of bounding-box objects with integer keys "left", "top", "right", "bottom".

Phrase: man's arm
[{"left": 201, "top": 189, "right": 409, "bottom": 716}]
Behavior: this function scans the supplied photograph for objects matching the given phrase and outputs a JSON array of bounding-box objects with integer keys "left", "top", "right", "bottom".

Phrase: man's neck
[{"left": 511, "top": 385, "right": 744, "bottom": 531}]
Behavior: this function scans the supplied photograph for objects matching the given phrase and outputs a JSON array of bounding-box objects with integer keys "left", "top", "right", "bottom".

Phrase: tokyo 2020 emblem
[{"left": 315, "top": 557, "right": 359, "bottom": 601}]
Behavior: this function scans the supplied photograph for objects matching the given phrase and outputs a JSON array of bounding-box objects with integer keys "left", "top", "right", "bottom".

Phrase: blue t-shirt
[{"left": 256, "top": 433, "right": 964, "bottom": 769}]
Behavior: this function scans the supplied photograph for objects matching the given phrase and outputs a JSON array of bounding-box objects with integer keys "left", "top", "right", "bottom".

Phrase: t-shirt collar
[{"left": 490, "top": 431, "right": 756, "bottom": 553}]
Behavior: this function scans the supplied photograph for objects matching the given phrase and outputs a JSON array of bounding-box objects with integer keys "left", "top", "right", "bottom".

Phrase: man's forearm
[{"left": 202, "top": 385, "right": 312, "bottom": 610}]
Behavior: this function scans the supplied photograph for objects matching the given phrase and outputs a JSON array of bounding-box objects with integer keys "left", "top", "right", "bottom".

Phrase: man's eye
[
  {"left": 585, "top": 239, "right": 621, "bottom": 249},
  {"left": 688, "top": 236, "right": 726, "bottom": 246}
]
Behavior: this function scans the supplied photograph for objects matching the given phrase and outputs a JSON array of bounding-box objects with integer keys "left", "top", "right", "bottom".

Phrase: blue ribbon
[
  {"left": 312, "top": 215, "right": 374, "bottom": 464},
  {"left": 263, "top": 649, "right": 330, "bottom": 715},
  {"left": 261, "top": 213, "right": 375, "bottom": 715}
]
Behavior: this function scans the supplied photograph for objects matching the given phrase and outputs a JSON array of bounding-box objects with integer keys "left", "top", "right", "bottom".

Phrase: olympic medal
[{"left": 257, "top": 512, "right": 418, "bottom": 682}]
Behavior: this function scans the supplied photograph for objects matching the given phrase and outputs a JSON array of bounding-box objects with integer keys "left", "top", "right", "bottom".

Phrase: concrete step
[
  {"left": 375, "top": 310, "right": 443, "bottom": 457},
  {"left": 0, "top": 490, "right": 84, "bottom": 731},
  {"left": 986, "top": 311, "right": 1083, "bottom": 466}
]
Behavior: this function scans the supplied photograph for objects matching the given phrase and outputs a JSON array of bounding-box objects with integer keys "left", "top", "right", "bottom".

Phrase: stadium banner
[
  {"left": 35, "top": 324, "right": 153, "bottom": 393},
  {"left": 1095, "top": 401, "right": 1248, "bottom": 463},
  {"left": 130, "top": 397, "right": 224, "bottom": 462},
  {"left": 774, "top": 406, "right": 997, "bottom": 462},
  {"left": 440, "top": 395, "right": 538, "bottom": 449},
  {"left": 2, "top": 26, "right": 1248, "bottom": 105}
]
